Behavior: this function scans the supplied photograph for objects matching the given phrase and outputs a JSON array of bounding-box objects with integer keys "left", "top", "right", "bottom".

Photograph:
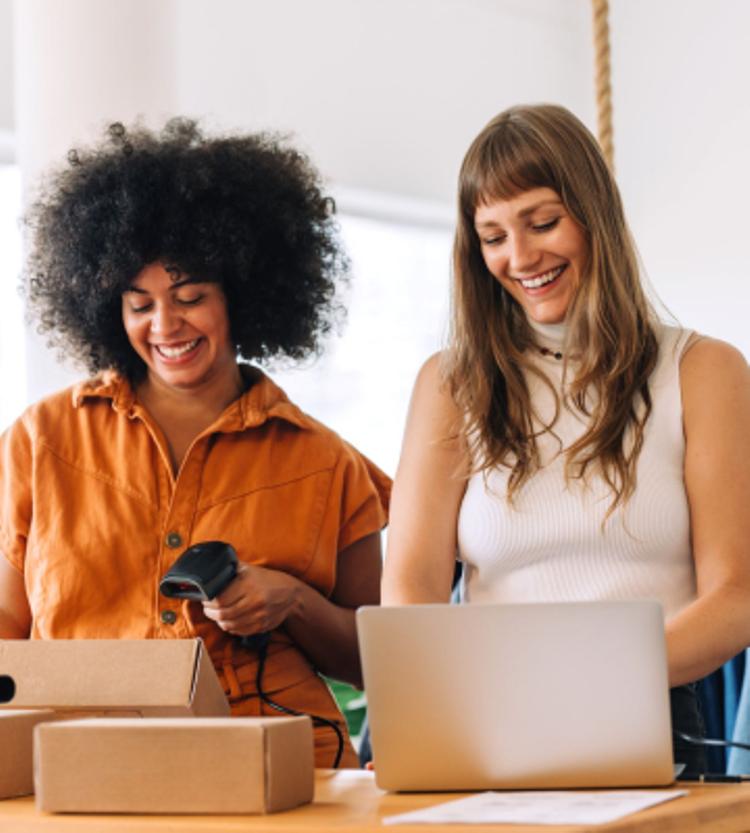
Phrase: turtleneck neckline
[{"left": 526, "top": 317, "right": 567, "bottom": 354}]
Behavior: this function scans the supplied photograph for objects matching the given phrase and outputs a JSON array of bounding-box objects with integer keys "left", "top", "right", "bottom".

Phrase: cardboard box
[
  {"left": 0, "top": 710, "right": 59, "bottom": 799},
  {"left": 0, "top": 639, "right": 229, "bottom": 717},
  {"left": 35, "top": 716, "right": 314, "bottom": 814}
]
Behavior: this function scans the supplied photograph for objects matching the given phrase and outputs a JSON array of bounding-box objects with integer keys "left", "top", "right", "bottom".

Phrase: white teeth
[
  {"left": 155, "top": 339, "right": 200, "bottom": 359},
  {"left": 520, "top": 265, "right": 564, "bottom": 289}
]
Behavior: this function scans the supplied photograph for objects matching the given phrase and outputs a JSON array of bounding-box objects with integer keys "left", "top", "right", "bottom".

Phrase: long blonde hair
[{"left": 447, "top": 104, "right": 658, "bottom": 513}]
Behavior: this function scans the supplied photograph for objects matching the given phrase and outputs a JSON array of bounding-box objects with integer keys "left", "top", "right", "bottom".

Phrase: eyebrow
[{"left": 475, "top": 199, "right": 563, "bottom": 229}]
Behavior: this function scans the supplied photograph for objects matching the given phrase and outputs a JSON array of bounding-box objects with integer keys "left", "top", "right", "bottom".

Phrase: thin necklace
[{"left": 539, "top": 346, "right": 564, "bottom": 361}]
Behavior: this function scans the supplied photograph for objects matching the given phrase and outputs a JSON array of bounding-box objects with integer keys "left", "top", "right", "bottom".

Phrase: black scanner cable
[
  {"left": 253, "top": 638, "right": 345, "bottom": 768},
  {"left": 674, "top": 730, "right": 750, "bottom": 781},
  {"left": 674, "top": 730, "right": 750, "bottom": 754}
]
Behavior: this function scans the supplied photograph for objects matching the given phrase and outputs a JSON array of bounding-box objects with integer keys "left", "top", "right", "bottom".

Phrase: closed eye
[
  {"left": 176, "top": 294, "right": 205, "bottom": 307},
  {"left": 128, "top": 301, "right": 153, "bottom": 314},
  {"left": 532, "top": 218, "right": 560, "bottom": 233}
]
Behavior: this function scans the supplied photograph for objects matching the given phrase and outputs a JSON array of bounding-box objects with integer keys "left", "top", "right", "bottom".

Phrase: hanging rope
[{"left": 591, "top": 0, "right": 614, "bottom": 171}]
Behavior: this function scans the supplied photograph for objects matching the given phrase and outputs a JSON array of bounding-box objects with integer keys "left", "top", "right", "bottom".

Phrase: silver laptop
[{"left": 357, "top": 601, "right": 674, "bottom": 791}]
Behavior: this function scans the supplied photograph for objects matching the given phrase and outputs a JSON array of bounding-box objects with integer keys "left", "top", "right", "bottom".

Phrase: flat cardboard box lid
[
  {"left": 0, "top": 639, "right": 229, "bottom": 716},
  {"left": 35, "top": 716, "right": 314, "bottom": 814}
]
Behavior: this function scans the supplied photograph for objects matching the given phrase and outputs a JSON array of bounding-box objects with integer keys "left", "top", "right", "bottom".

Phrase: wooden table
[{"left": 0, "top": 770, "right": 749, "bottom": 832}]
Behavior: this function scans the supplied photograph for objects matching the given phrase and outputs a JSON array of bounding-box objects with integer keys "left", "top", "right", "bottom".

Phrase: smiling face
[
  {"left": 474, "top": 187, "right": 588, "bottom": 324},
  {"left": 121, "top": 263, "right": 238, "bottom": 392}
]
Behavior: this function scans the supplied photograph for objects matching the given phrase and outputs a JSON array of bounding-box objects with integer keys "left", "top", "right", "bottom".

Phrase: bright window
[{"left": 270, "top": 212, "right": 452, "bottom": 478}]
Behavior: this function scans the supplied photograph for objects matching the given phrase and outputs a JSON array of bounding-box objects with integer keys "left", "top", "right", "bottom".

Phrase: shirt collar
[{"left": 72, "top": 366, "right": 311, "bottom": 432}]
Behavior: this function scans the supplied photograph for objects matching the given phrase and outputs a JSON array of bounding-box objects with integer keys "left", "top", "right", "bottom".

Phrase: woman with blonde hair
[{"left": 382, "top": 104, "right": 750, "bottom": 772}]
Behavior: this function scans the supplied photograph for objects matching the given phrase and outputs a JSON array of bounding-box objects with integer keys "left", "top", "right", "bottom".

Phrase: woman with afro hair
[{"left": 0, "top": 119, "right": 390, "bottom": 768}]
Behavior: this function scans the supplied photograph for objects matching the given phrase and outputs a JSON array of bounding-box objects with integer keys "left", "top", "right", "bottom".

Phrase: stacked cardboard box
[
  {"left": 0, "top": 639, "right": 228, "bottom": 717},
  {"left": 35, "top": 716, "right": 314, "bottom": 814},
  {"left": 0, "top": 639, "right": 316, "bottom": 813}
]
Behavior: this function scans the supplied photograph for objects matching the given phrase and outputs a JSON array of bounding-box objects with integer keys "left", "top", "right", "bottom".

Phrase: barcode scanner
[{"left": 159, "top": 540, "right": 270, "bottom": 651}]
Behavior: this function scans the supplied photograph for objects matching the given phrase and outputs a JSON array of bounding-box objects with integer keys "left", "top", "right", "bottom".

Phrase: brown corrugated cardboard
[
  {"left": 0, "top": 639, "right": 229, "bottom": 716},
  {"left": 0, "top": 710, "right": 58, "bottom": 799},
  {"left": 35, "top": 716, "right": 314, "bottom": 814}
]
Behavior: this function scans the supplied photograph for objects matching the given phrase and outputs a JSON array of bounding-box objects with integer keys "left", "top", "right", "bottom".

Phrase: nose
[
  {"left": 149, "top": 302, "right": 181, "bottom": 337},
  {"left": 508, "top": 233, "right": 541, "bottom": 275}
]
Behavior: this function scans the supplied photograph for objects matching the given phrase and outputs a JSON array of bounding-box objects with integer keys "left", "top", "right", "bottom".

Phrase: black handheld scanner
[
  {"left": 159, "top": 541, "right": 270, "bottom": 651},
  {"left": 160, "top": 541, "right": 238, "bottom": 601}
]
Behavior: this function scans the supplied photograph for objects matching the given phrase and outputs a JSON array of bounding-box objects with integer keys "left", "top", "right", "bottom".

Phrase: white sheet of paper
[{"left": 382, "top": 789, "right": 687, "bottom": 826}]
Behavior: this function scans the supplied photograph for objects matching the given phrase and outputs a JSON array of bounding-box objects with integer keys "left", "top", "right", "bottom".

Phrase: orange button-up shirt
[{"left": 0, "top": 368, "right": 390, "bottom": 766}]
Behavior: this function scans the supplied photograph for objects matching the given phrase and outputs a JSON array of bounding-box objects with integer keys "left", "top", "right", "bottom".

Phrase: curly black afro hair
[{"left": 24, "top": 118, "right": 348, "bottom": 378}]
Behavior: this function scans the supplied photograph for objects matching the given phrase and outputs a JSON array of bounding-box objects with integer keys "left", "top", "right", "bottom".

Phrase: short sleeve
[
  {"left": 333, "top": 442, "right": 391, "bottom": 553},
  {"left": 0, "top": 414, "right": 33, "bottom": 572}
]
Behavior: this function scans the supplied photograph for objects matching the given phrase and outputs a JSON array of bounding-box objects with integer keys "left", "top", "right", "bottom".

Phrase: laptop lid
[{"left": 357, "top": 601, "right": 673, "bottom": 791}]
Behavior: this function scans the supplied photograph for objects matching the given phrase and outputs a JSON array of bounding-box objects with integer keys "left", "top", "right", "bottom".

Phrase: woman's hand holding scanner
[
  {"left": 159, "top": 541, "right": 272, "bottom": 651},
  {"left": 202, "top": 563, "right": 301, "bottom": 640}
]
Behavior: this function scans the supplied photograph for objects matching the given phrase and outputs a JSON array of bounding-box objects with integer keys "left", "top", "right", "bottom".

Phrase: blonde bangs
[{"left": 459, "top": 113, "right": 561, "bottom": 222}]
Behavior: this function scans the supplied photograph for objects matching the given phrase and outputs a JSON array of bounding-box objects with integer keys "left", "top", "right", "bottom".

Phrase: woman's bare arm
[
  {"left": 382, "top": 353, "right": 469, "bottom": 604},
  {"left": 666, "top": 337, "right": 750, "bottom": 686}
]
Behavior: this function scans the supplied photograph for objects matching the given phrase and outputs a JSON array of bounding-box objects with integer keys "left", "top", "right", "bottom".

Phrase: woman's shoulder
[
  {"left": 416, "top": 350, "right": 448, "bottom": 382},
  {"left": 648, "top": 323, "right": 749, "bottom": 401},
  {"left": 675, "top": 334, "right": 750, "bottom": 434},
  {"left": 650, "top": 324, "right": 742, "bottom": 381},
  {"left": 678, "top": 336, "right": 750, "bottom": 484},
  {"left": 655, "top": 323, "right": 745, "bottom": 364},
  {"left": 272, "top": 404, "right": 392, "bottom": 509},
  {"left": 416, "top": 350, "right": 464, "bottom": 425},
  {"left": 681, "top": 333, "right": 747, "bottom": 363},
  {"left": 679, "top": 335, "right": 749, "bottom": 393},
  {"left": 398, "top": 350, "right": 466, "bottom": 472},
  {"left": 410, "top": 351, "right": 456, "bottom": 409}
]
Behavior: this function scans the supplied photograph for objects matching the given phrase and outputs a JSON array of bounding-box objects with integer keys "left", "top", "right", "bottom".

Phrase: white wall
[
  {"left": 172, "top": 0, "right": 593, "bottom": 204},
  {"left": 611, "top": 0, "right": 750, "bottom": 356},
  {"left": 6, "top": 0, "right": 594, "bottom": 203},
  {"left": 13, "top": 0, "right": 178, "bottom": 188}
]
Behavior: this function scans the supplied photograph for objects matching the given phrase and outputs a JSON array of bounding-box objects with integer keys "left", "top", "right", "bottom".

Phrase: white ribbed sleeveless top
[{"left": 457, "top": 323, "right": 696, "bottom": 620}]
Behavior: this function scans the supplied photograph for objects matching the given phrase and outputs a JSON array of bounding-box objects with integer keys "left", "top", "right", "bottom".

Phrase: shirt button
[
  {"left": 166, "top": 532, "right": 183, "bottom": 549},
  {"left": 161, "top": 610, "right": 177, "bottom": 625}
]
